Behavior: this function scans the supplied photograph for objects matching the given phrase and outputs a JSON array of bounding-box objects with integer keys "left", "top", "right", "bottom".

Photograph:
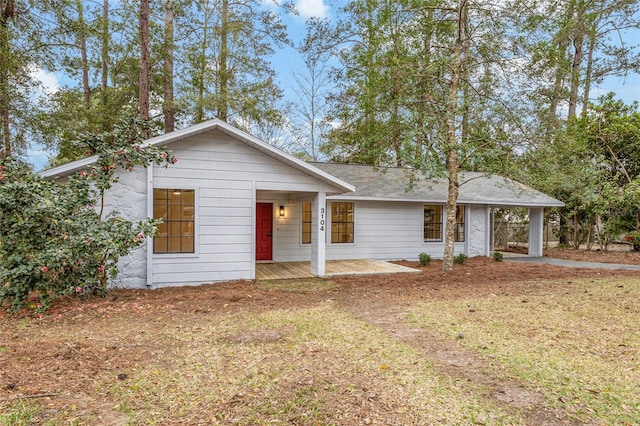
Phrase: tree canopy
[{"left": 0, "top": 0, "right": 639, "bottom": 266}]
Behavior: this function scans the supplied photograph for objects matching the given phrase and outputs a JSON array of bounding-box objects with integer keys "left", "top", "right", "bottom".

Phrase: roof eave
[
  {"left": 327, "top": 194, "right": 565, "bottom": 207},
  {"left": 39, "top": 120, "right": 220, "bottom": 179},
  {"left": 39, "top": 120, "right": 355, "bottom": 194}
]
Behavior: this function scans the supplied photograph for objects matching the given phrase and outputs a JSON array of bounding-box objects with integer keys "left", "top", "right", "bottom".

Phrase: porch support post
[
  {"left": 529, "top": 207, "right": 544, "bottom": 256},
  {"left": 311, "top": 192, "right": 326, "bottom": 277}
]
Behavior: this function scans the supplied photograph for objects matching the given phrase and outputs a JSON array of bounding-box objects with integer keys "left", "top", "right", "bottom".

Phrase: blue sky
[
  {"left": 26, "top": 0, "right": 333, "bottom": 170},
  {"left": 25, "top": 0, "right": 640, "bottom": 170}
]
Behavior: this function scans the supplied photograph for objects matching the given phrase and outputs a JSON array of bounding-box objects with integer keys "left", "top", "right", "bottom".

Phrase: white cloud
[
  {"left": 261, "top": 0, "right": 329, "bottom": 19},
  {"left": 296, "top": 0, "right": 329, "bottom": 19},
  {"left": 29, "top": 66, "right": 60, "bottom": 94}
]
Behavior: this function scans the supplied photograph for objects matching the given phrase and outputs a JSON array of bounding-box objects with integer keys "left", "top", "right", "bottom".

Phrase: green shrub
[
  {"left": 453, "top": 253, "right": 468, "bottom": 264},
  {"left": 418, "top": 252, "right": 431, "bottom": 266},
  {"left": 0, "top": 118, "right": 176, "bottom": 313},
  {"left": 493, "top": 252, "right": 504, "bottom": 262}
]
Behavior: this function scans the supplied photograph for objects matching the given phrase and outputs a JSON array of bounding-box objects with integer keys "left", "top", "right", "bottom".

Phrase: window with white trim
[
  {"left": 424, "top": 205, "right": 443, "bottom": 242},
  {"left": 153, "top": 189, "right": 195, "bottom": 253},
  {"left": 455, "top": 205, "right": 465, "bottom": 242},
  {"left": 301, "top": 202, "right": 312, "bottom": 244},
  {"left": 331, "top": 202, "right": 354, "bottom": 243}
]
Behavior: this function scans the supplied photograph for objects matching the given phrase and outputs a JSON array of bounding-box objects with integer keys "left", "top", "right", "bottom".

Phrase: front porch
[{"left": 256, "top": 259, "right": 422, "bottom": 280}]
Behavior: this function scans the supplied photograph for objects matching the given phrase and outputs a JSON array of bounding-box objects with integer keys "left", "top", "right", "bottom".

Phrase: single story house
[{"left": 41, "top": 119, "right": 564, "bottom": 289}]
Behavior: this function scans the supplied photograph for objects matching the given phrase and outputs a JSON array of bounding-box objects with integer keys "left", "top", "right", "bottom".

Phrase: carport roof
[{"left": 313, "top": 163, "right": 564, "bottom": 208}]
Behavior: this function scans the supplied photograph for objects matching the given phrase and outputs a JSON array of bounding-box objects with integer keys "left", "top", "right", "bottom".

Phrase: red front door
[{"left": 256, "top": 203, "right": 273, "bottom": 261}]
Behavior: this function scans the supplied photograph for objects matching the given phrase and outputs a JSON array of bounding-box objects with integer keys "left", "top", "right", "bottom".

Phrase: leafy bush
[
  {"left": 453, "top": 253, "right": 468, "bottom": 264},
  {"left": 418, "top": 252, "right": 431, "bottom": 266},
  {"left": 493, "top": 252, "right": 504, "bottom": 262},
  {"left": 0, "top": 118, "right": 176, "bottom": 312}
]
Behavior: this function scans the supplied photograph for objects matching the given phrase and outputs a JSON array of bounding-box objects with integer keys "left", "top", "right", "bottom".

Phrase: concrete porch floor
[{"left": 256, "top": 259, "right": 422, "bottom": 280}]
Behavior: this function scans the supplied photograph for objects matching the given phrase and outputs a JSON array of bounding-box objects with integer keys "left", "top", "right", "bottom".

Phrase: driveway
[{"left": 503, "top": 252, "right": 640, "bottom": 270}]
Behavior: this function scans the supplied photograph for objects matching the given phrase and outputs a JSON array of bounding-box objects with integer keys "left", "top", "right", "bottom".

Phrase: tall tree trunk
[
  {"left": 139, "top": 0, "right": 151, "bottom": 135},
  {"left": 217, "top": 0, "right": 229, "bottom": 121},
  {"left": 415, "top": 8, "right": 434, "bottom": 162},
  {"left": 390, "top": 12, "right": 402, "bottom": 167},
  {"left": 581, "top": 29, "right": 596, "bottom": 117},
  {"left": 567, "top": 20, "right": 584, "bottom": 118},
  {"left": 548, "top": 1, "right": 576, "bottom": 134},
  {"left": 310, "top": 65, "right": 317, "bottom": 161},
  {"left": 163, "top": 0, "right": 175, "bottom": 133},
  {"left": 76, "top": 0, "right": 90, "bottom": 110},
  {"left": 554, "top": 2, "right": 577, "bottom": 247},
  {"left": 573, "top": 211, "right": 580, "bottom": 248},
  {"left": 460, "top": 2, "right": 470, "bottom": 155},
  {"left": 195, "top": 12, "right": 208, "bottom": 123},
  {"left": 101, "top": 0, "right": 108, "bottom": 91},
  {"left": 0, "top": 0, "right": 14, "bottom": 157},
  {"left": 442, "top": 0, "right": 466, "bottom": 272}
]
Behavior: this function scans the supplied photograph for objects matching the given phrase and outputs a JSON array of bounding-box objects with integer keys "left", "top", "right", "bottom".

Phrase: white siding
[
  {"left": 150, "top": 130, "right": 339, "bottom": 288},
  {"left": 100, "top": 128, "right": 496, "bottom": 288},
  {"left": 153, "top": 132, "right": 334, "bottom": 190},
  {"left": 273, "top": 200, "right": 312, "bottom": 261},
  {"left": 275, "top": 200, "right": 469, "bottom": 262}
]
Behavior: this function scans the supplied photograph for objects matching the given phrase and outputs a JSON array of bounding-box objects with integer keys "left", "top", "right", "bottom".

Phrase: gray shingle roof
[{"left": 312, "top": 163, "right": 564, "bottom": 208}]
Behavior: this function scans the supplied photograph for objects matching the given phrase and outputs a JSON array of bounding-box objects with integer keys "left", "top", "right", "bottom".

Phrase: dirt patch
[
  {"left": 503, "top": 243, "right": 640, "bottom": 265},
  {"left": 2, "top": 249, "right": 639, "bottom": 424},
  {"left": 543, "top": 245, "right": 640, "bottom": 264},
  {"left": 225, "top": 328, "right": 291, "bottom": 344},
  {"left": 337, "top": 296, "right": 586, "bottom": 425}
]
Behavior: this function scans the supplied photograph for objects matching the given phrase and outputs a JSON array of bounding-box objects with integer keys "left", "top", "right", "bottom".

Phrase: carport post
[
  {"left": 311, "top": 192, "right": 327, "bottom": 276},
  {"left": 529, "top": 207, "right": 544, "bottom": 256}
]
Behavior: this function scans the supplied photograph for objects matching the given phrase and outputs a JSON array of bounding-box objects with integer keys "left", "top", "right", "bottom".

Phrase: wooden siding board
[
  {"left": 159, "top": 163, "right": 318, "bottom": 181},
  {"left": 200, "top": 207, "right": 252, "bottom": 217},
  {"left": 325, "top": 200, "right": 467, "bottom": 261},
  {"left": 154, "top": 256, "right": 251, "bottom": 272},
  {"left": 153, "top": 270, "right": 252, "bottom": 286},
  {"left": 199, "top": 225, "right": 252, "bottom": 235},
  {"left": 156, "top": 133, "right": 339, "bottom": 192},
  {"left": 198, "top": 234, "right": 251, "bottom": 245},
  {"left": 198, "top": 216, "right": 251, "bottom": 227},
  {"left": 152, "top": 140, "right": 259, "bottom": 286},
  {"left": 200, "top": 188, "right": 254, "bottom": 199},
  {"left": 198, "top": 244, "right": 249, "bottom": 254}
]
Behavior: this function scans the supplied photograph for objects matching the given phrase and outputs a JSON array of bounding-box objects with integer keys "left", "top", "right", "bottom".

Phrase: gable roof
[
  {"left": 313, "top": 163, "right": 564, "bottom": 208},
  {"left": 38, "top": 120, "right": 561, "bottom": 207},
  {"left": 39, "top": 120, "right": 355, "bottom": 194}
]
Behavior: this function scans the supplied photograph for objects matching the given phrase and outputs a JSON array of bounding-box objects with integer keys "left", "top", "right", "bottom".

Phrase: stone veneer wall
[
  {"left": 467, "top": 205, "right": 489, "bottom": 257},
  {"left": 100, "top": 167, "right": 149, "bottom": 289}
]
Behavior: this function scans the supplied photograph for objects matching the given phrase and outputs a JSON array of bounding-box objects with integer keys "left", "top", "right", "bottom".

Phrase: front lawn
[{"left": 1, "top": 258, "right": 639, "bottom": 425}]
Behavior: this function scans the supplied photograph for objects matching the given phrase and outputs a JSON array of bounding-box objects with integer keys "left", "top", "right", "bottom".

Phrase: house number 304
[{"left": 319, "top": 207, "right": 325, "bottom": 231}]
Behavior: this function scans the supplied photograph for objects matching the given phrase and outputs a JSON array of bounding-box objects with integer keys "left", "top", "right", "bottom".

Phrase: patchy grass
[
  {"left": 256, "top": 278, "right": 340, "bottom": 293},
  {"left": 103, "top": 303, "right": 517, "bottom": 425},
  {"left": 3, "top": 267, "right": 640, "bottom": 425},
  {"left": 406, "top": 278, "right": 640, "bottom": 425},
  {"left": 0, "top": 399, "right": 43, "bottom": 426}
]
